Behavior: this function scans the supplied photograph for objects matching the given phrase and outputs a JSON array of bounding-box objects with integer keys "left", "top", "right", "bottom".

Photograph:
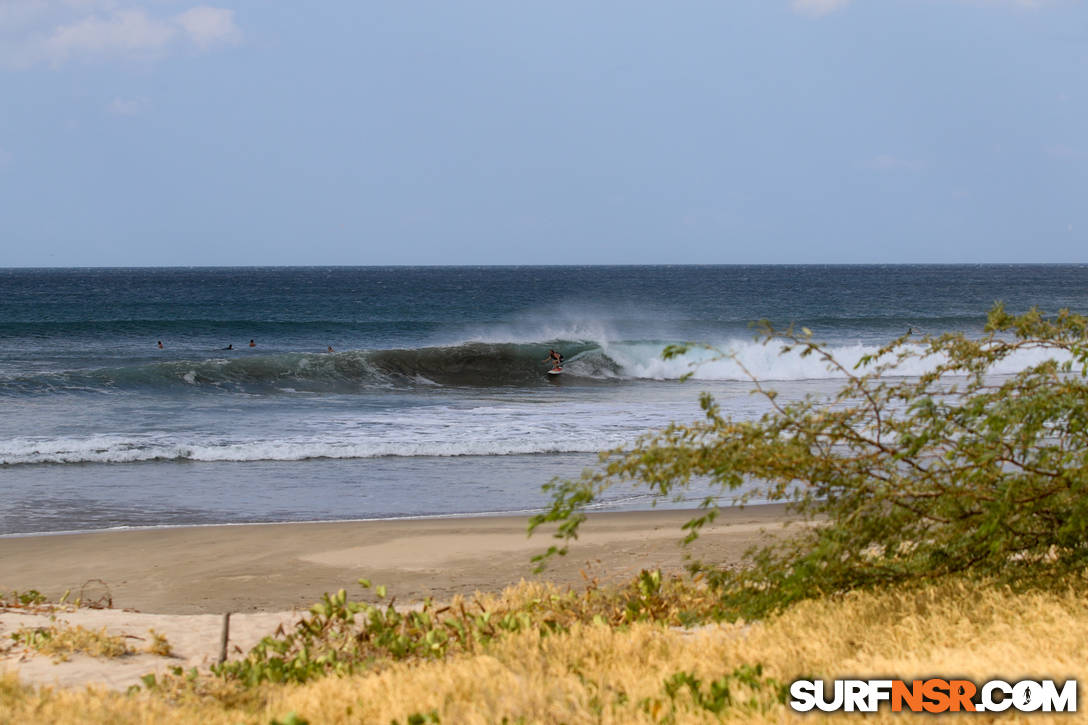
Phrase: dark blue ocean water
[{"left": 2, "top": 265, "right": 1086, "bottom": 534}]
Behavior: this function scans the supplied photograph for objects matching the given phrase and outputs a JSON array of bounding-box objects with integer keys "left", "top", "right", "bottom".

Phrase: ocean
[{"left": 2, "top": 265, "right": 1086, "bottom": 536}]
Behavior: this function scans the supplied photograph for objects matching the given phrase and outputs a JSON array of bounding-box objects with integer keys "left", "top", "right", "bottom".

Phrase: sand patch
[{"left": 0, "top": 608, "right": 302, "bottom": 691}]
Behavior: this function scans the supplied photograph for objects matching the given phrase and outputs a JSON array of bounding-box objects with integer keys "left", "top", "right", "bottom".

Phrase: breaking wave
[{"left": 0, "top": 338, "right": 1072, "bottom": 395}]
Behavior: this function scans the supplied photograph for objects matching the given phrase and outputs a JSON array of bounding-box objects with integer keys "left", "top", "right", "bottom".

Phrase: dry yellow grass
[
  {"left": 6, "top": 624, "right": 132, "bottom": 663},
  {"left": 3, "top": 622, "right": 174, "bottom": 664},
  {"left": 2, "top": 579, "right": 1086, "bottom": 724}
]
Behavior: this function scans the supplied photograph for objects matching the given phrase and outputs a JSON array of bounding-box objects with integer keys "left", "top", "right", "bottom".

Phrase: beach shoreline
[{"left": 0, "top": 504, "right": 797, "bottom": 615}]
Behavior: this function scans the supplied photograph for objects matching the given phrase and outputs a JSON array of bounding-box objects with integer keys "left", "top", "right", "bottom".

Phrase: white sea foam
[
  {"left": 0, "top": 399, "right": 694, "bottom": 465},
  {"left": 597, "top": 340, "right": 1075, "bottom": 382},
  {"left": 0, "top": 436, "right": 625, "bottom": 465}
]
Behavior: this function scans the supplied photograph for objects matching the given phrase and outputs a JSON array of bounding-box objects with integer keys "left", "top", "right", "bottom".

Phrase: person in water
[
  {"left": 223, "top": 344, "right": 233, "bottom": 350},
  {"left": 327, "top": 345, "right": 335, "bottom": 353},
  {"left": 249, "top": 339, "right": 256, "bottom": 347},
  {"left": 157, "top": 340, "right": 163, "bottom": 349}
]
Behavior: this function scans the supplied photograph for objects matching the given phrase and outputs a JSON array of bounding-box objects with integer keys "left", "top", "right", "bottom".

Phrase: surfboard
[{"left": 547, "top": 368, "right": 563, "bottom": 375}]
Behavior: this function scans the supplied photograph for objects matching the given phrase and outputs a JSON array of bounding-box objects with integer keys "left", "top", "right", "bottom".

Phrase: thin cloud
[
  {"left": 174, "top": 6, "right": 240, "bottom": 49},
  {"left": 62, "top": 1, "right": 122, "bottom": 9},
  {"left": 791, "top": 0, "right": 1060, "bottom": 17},
  {"left": 43, "top": 9, "right": 177, "bottom": 63},
  {"left": 106, "top": 96, "right": 147, "bottom": 115},
  {"left": 791, "top": 0, "right": 852, "bottom": 17},
  {"left": 4, "top": 4, "right": 241, "bottom": 68},
  {"left": 999, "top": 0, "right": 1057, "bottom": 7}
]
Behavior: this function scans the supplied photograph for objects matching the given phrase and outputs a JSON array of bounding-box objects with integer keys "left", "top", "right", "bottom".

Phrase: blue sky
[{"left": 1, "top": 0, "right": 1085, "bottom": 266}]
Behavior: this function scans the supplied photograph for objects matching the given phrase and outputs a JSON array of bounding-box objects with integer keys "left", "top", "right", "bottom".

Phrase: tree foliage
[{"left": 530, "top": 304, "right": 1088, "bottom": 617}]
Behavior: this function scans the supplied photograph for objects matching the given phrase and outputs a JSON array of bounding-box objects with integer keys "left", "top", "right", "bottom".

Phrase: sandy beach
[
  {"left": 0, "top": 505, "right": 794, "bottom": 613},
  {"left": 0, "top": 505, "right": 798, "bottom": 691}
]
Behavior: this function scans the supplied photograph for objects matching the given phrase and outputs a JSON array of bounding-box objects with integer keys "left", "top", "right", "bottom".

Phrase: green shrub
[
  {"left": 531, "top": 304, "right": 1088, "bottom": 617},
  {"left": 653, "top": 664, "right": 787, "bottom": 717},
  {"left": 206, "top": 572, "right": 715, "bottom": 687}
]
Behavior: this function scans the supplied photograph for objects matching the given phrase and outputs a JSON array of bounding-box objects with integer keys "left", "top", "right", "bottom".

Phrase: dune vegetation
[{"left": 3, "top": 577, "right": 1088, "bottom": 723}]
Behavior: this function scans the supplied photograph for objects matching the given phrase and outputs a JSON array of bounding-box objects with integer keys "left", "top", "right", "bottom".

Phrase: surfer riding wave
[{"left": 544, "top": 349, "right": 564, "bottom": 372}]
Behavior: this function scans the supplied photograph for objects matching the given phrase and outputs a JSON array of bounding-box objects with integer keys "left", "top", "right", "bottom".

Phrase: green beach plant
[
  {"left": 209, "top": 582, "right": 534, "bottom": 686},
  {"left": 530, "top": 304, "right": 1088, "bottom": 617},
  {"left": 650, "top": 664, "right": 788, "bottom": 718},
  {"left": 205, "top": 572, "right": 716, "bottom": 687}
]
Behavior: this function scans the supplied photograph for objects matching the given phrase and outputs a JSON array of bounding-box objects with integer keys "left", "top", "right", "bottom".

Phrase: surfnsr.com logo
[{"left": 789, "top": 678, "right": 1077, "bottom": 713}]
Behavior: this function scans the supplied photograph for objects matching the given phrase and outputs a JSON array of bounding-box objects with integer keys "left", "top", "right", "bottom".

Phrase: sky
[{"left": 0, "top": 0, "right": 1085, "bottom": 266}]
